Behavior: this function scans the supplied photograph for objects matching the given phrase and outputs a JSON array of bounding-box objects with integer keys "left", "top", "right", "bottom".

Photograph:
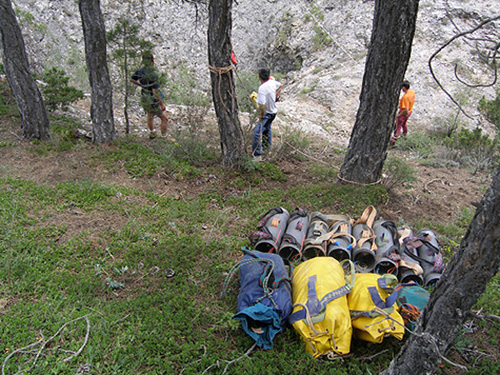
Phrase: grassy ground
[{"left": 0, "top": 110, "right": 499, "bottom": 374}]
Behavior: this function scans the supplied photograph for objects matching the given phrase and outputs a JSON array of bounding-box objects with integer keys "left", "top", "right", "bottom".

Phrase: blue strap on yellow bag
[{"left": 289, "top": 257, "right": 355, "bottom": 357}]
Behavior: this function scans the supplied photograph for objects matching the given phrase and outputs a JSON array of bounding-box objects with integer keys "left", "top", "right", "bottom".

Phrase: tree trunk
[
  {"left": 383, "top": 165, "right": 500, "bottom": 374},
  {"left": 339, "top": 0, "right": 419, "bottom": 184},
  {"left": 207, "top": 0, "right": 246, "bottom": 167},
  {"left": 0, "top": 0, "right": 50, "bottom": 141},
  {"left": 123, "top": 25, "right": 130, "bottom": 135},
  {"left": 79, "top": 0, "right": 116, "bottom": 143}
]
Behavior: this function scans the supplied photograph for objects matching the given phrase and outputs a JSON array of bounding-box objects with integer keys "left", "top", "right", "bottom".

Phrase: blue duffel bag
[{"left": 222, "top": 248, "right": 293, "bottom": 349}]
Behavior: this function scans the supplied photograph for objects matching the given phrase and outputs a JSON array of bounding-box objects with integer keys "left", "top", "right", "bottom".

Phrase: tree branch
[
  {"left": 428, "top": 15, "right": 500, "bottom": 119},
  {"left": 1, "top": 315, "right": 91, "bottom": 375}
]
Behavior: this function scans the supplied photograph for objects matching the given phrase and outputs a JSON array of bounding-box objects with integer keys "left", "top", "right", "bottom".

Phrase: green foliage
[
  {"left": 49, "top": 115, "right": 87, "bottom": 152},
  {"left": 239, "top": 158, "right": 288, "bottom": 183},
  {"left": 0, "top": 77, "right": 19, "bottom": 118},
  {"left": 312, "top": 25, "right": 333, "bottom": 50},
  {"left": 310, "top": 5, "right": 325, "bottom": 21},
  {"left": 271, "top": 125, "right": 312, "bottom": 162},
  {"left": 395, "top": 132, "right": 436, "bottom": 159},
  {"left": 93, "top": 139, "right": 171, "bottom": 178},
  {"left": 163, "top": 64, "right": 211, "bottom": 134},
  {"left": 234, "top": 70, "right": 261, "bottom": 117},
  {"left": 107, "top": 16, "right": 154, "bottom": 134},
  {"left": 301, "top": 82, "right": 318, "bottom": 94},
  {"left": 444, "top": 127, "right": 499, "bottom": 174},
  {"left": 164, "top": 65, "right": 210, "bottom": 108},
  {"left": 38, "top": 68, "right": 84, "bottom": 112},
  {"left": 308, "top": 5, "right": 332, "bottom": 50},
  {"left": 0, "top": 124, "right": 497, "bottom": 374},
  {"left": 107, "top": 17, "right": 154, "bottom": 72},
  {"left": 14, "top": 8, "right": 46, "bottom": 33},
  {"left": 382, "top": 156, "right": 418, "bottom": 190},
  {"left": 479, "top": 90, "right": 500, "bottom": 131},
  {"left": 276, "top": 11, "right": 294, "bottom": 49},
  {"left": 432, "top": 110, "right": 466, "bottom": 137}
]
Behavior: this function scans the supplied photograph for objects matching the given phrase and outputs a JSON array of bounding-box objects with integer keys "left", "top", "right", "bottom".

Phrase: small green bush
[
  {"left": 396, "top": 132, "right": 435, "bottom": 159},
  {"left": 444, "top": 127, "right": 499, "bottom": 174},
  {"left": 38, "top": 68, "right": 84, "bottom": 112},
  {"left": 234, "top": 70, "right": 261, "bottom": 116},
  {"left": 479, "top": 90, "right": 500, "bottom": 131},
  {"left": 382, "top": 156, "right": 418, "bottom": 190},
  {"left": 0, "top": 76, "right": 19, "bottom": 118}
]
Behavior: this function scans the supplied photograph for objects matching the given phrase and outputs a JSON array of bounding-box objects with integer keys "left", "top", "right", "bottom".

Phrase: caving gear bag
[
  {"left": 398, "top": 226, "right": 424, "bottom": 284},
  {"left": 352, "top": 206, "right": 377, "bottom": 273},
  {"left": 302, "top": 213, "right": 353, "bottom": 261},
  {"left": 223, "top": 248, "right": 293, "bottom": 349},
  {"left": 396, "top": 283, "right": 430, "bottom": 331},
  {"left": 347, "top": 273, "right": 405, "bottom": 343},
  {"left": 302, "top": 212, "right": 330, "bottom": 260},
  {"left": 289, "top": 257, "right": 354, "bottom": 357},
  {"left": 327, "top": 220, "right": 356, "bottom": 262},
  {"left": 278, "top": 208, "right": 309, "bottom": 261},
  {"left": 249, "top": 207, "right": 290, "bottom": 253},
  {"left": 373, "top": 220, "right": 401, "bottom": 276},
  {"left": 402, "top": 229, "right": 444, "bottom": 287}
]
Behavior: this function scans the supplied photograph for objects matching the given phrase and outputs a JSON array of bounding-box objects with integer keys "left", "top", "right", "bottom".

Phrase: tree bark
[
  {"left": 207, "top": 0, "right": 246, "bottom": 167},
  {"left": 0, "top": 0, "right": 50, "bottom": 141},
  {"left": 339, "top": 0, "right": 419, "bottom": 184},
  {"left": 79, "top": 0, "right": 116, "bottom": 143},
  {"left": 383, "top": 165, "right": 500, "bottom": 374}
]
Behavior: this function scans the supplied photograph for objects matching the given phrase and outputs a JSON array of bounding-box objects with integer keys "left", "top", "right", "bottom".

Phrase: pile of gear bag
[{"left": 222, "top": 206, "right": 445, "bottom": 357}]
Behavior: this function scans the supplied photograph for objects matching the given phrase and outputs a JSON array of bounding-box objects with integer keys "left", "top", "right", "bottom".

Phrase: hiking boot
[
  {"left": 149, "top": 131, "right": 158, "bottom": 139},
  {"left": 253, "top": 155, "right": 262, "bottom": 162}
]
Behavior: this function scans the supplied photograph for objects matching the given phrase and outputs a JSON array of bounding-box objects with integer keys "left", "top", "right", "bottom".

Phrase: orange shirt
[{"left": 399, "top": 89, "right": 416, "bottom": 113}]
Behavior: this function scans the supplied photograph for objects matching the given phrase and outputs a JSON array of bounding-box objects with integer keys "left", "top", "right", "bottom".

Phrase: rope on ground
[
  {"left": 272, "top": 121, "right": 336, "bottom": 167},
  {"left": 1, "top": 315, "right": 91, "bottom": 375},
  {"left": 284, "top": 140, "right": 331, "bottom": 166},
  {"left": 208, "top": 64, "right": 236, "bottom": 113},
  {"left": 337, "top": 173, "right": 382, "bottom": 186}
]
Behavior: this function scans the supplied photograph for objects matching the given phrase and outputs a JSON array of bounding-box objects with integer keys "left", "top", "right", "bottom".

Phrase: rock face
[{"left": 9, "top": 0, "right": 500, "bottom": 144}]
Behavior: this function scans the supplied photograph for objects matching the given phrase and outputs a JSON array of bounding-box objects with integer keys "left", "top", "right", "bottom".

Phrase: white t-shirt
[{"left": 257, "top": 79, "right": 281, "bottom": 114}]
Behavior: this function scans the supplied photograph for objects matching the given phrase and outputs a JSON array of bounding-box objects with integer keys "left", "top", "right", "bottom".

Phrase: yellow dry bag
[
  {"left": 347, "top": 273, "right": 405, "bottom": 343},
  {"left": 289, "top": 257, "right": 354, "bottom": 357}
]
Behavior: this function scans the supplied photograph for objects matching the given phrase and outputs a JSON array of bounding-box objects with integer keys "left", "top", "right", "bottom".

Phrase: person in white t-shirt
[{"left": 252, "top": 68, "right": 283, "bottom": 159}]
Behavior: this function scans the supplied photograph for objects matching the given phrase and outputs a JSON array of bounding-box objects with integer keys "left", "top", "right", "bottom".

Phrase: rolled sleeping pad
[
  {"left": 278, "top": 208, "right": 309, "bottom": 261},
  {"left": 251, "top": 207, "right": 290, "bottom": 253},
  {"left": 352, "top": 223, "right": 376, "bottom": 273},
  {"left": 327, "top": 221, "right": 354, "bottom": 262},
  {"left": 373, "top": 220, "right": 400, "bottom": 276},
  {"left": 399, "top": 243, "right": 424, "bottom": 285},
  {"left": 416, "top": 229, "right": 444, "bottom": 287},
  {"left": 302, "top": 213, "right": 329, "bottom": 260}
]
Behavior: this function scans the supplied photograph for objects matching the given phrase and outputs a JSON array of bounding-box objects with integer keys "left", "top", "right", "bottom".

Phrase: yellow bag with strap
[
  {"left": 347, "top": 273, "right": 405, "bottom": 343},
  {"left": 289, "top": 257, "right": 354, "bottom": 358}
]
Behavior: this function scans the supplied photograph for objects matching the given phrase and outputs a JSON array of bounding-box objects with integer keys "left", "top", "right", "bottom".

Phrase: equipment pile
[{"left": 223, "top": 206, "right": 443, "bottom": 357}]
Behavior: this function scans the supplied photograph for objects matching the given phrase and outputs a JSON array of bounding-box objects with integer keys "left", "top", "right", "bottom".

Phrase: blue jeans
[{"left": 252, "top": 113, "right": 276, "bottom": 156}]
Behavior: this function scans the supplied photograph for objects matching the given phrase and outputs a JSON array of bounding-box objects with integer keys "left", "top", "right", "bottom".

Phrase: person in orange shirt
[{"left": 392, "top": 80, "right": 415, "bottom": 144}]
